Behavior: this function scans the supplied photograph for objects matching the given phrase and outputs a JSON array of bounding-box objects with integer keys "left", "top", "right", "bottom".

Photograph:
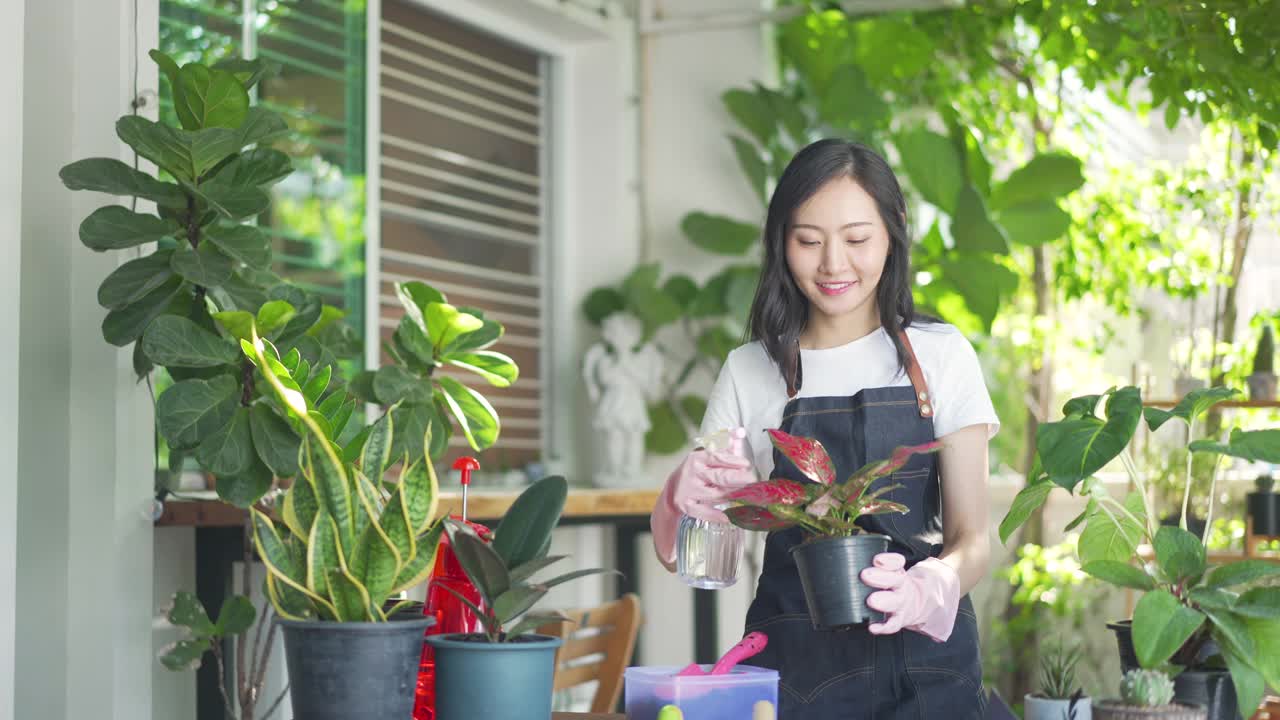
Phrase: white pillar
[
  {"left": 1, "top": 0, "right": 26, "bottom": 716},
  {"left": 17, "top": 0, "right": 156, "bottom": 717}
]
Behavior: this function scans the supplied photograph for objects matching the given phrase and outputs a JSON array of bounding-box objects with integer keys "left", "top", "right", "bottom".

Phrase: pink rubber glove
[
  {"left": 860, "top": 553, "right": 960, "bottom": 642},
  {"left": 651, "top": 447, "right": 755, "bottom": 568}
]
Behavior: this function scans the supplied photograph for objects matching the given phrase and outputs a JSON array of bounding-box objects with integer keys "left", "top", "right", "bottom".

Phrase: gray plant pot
[
  {"left": 1093, "top": 700, "right": 1206, "bottom": 720},
  {"left": 1247, "top": 372, "right": 1277, "bottom": 401},
  {"left": 790, "top": 533, "right": 890, "bottom": 629},
  {"left": 280, "top": 614, "right": 435, "bottom": 720},
  {"left": 1025, "top": 694, "right": 1093, "bottom": 720},
  {"left": 426, "top": 632, "right": 563, "bottom": 720},
  {"left": 1248, "top": 491, "right": 1280, "bottom": 535}
]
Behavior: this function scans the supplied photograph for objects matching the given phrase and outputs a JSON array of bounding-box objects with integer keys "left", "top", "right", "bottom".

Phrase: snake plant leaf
[
  {"left": 142, "top": 314, "right": 238, "bottom": 368},
  {"left": 390, "top": 519, "right": 444, "bottom": 594},
  {"left": 398, "top": 455, "right": 441, "bottom": 536},
  {"left": 361, "top": 411, "right": 395, "bottom": 481},
  {"left": 327, "top": 565, "right": 374, "bottom": 622},
  {"left": 251, "top": 508, "right": 336, "bottom": 617},
  {"left": 349, "top": 510, "right": 402, "bottom": 613},
  {"left": 491, "top": 475, "right": 567, "bottom": 569},
  {"left": 281, "top": 469, "right": 317, "bottom": 541},
  {"left": 306, "top": 509, "right": 339, "bottom": 599},
  {"left": 303, "top": 436, "right": 355, "bottom": 553}
]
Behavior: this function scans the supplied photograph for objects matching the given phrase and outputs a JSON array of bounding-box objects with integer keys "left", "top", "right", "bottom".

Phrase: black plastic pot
[
  {"left": 426, "top": 633, "right": 563, "bottom": 720},
  {"left": 1248, "top": 491, "right": 1280, "bottom": 536},
  {"left": 280, "top": 614, "right": 435, "bottom": 720},
  {"left": 790, "top": 533, "right": 890, "bottom": 629},
  {"left": 1105, "top": 623, "right": 1237, "bottom": 720}
]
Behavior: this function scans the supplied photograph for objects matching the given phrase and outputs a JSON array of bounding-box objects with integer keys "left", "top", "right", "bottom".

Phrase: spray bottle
[{"left": 676, "top": 427, "right": 748, "bottom": 589}]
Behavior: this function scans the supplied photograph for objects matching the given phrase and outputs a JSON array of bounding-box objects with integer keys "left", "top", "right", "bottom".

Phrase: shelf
[{"left": 1144, "top": 399, "right": 1280, "bottom": 409}]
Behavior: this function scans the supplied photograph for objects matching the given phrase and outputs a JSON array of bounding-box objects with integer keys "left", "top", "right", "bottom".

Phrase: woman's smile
[{"left": 816, "top": 280, "right": 857, "bottom": 296}]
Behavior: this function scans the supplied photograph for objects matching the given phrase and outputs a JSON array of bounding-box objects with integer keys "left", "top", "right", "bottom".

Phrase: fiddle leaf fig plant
[
  {"left": 724, "top": 428, "right": 942, "bottom": 537},
  {"left": 998, "top": 385, "right": 1280, "bottom": 713},
  {"left": 346, "top": 280, "right": 517, "bottom": 464},
  {"left": 440, "top": 474, "right": 619, "bottom": 642}
]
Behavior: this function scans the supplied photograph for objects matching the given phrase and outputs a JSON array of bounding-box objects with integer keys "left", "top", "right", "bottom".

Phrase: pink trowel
[{"left": 676, "top": 631, "right": 769, "bottom": 677}]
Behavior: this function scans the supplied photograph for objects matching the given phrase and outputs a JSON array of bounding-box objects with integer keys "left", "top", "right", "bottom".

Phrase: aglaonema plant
[
  {"left": 998, "top": 385, "right": 1280, "bottom": 713},
  {"left": 440, "top": 475, "right": 619, "bottom": 643},
  {"left": 723, "top": 429, "right": 941, "bottom": 537}
]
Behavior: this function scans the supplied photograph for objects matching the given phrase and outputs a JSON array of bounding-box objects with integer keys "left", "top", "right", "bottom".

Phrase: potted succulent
[
  {"left": 1247, "top": 324, "right": 1277, "bottom": 402},
  {"left": 1026, "top": 642, "right": 1092, "bottom": 720},
  {"left": 1094, "top": 670, "right": 1206, "bottom": 720},
  {"left": 999, "top": 386, "right": 1280, "bottom": 720},
  {"left": 61, "top": 49, "right": 521, "bottom": 719},
  {"left": 1247, "top": 470, "right": 1279, "bottom": 537},
  {"left": 721, "top": 429, "right": 941, "bottom": 629},
  {"left": 427, "top": 475, "right": 619, "bottom": 720}
]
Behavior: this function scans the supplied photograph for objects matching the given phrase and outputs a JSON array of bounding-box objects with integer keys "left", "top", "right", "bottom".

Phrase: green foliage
[
  {"left": 1037, "top": 642, "right": 1083, "bottom": 700},
  {"left": 997, "top": 383, "right": 1280, "bottom": 712},
  {"left": 1118, "top": 669, "right": 1175, "bottom": 708},
  {"left": 1254, "top": 323, "right": 1275, "bottom": 375},
  {"left": 442, "top": 476, "right": 617, "bottom": 642},
  {"left": 159, "top": 591, "right": 255, "bottom": 672}
]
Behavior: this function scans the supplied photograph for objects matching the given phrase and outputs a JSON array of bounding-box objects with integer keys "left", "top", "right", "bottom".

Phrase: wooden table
[{"left": 157, "top": 487, "right": 730, "bottom": 720}]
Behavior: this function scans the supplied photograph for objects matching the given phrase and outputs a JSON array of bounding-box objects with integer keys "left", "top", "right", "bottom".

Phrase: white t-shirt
[{"left": 698, "top": 323, "right": 1000, "bottom": 478}]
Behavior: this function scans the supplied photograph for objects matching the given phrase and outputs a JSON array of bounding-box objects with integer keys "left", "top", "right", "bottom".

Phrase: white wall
[
  {"left": 16, "top": 0, "right": 157, "bottom": 718},
  {"left": 1, "top": 1, "right": 25, "bottom": 716}
]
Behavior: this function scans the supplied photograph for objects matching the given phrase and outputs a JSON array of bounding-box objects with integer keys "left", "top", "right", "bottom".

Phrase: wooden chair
[
  {"left": 538, "top": 593, "right": 641, "bottom": 714},
  {"left": 1251, "top": 696, "right": 1280, "bottom": 719}
]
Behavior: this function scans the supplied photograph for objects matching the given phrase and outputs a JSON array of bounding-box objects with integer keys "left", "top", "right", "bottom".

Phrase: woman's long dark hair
[{"left": 746, "top": 139, "right": 930, "bottom": 395}]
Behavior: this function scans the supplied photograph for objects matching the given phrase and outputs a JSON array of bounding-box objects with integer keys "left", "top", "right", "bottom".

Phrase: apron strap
[{"left": 897, "top": 330, "right": 934, "bottom": 418}]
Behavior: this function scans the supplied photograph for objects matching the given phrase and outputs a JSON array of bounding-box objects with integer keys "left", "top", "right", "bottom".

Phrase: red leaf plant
[{"left": 723, "top": 429, "right": 942, "bottom": 537}]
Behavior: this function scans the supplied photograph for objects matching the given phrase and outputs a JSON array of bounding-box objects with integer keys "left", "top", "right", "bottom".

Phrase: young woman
[{"left": 651, "top": 139, "right": 999, "bottom": 719}]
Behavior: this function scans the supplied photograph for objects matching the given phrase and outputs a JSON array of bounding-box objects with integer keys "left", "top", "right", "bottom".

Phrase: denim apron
[{"left": 743, "top": 331, "right": 985, "bottom": 720}]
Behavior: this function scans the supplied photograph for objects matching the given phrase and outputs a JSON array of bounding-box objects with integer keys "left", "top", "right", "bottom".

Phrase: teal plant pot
[{"left": 427, "top": 632, "right": 563, "bottom": 720}]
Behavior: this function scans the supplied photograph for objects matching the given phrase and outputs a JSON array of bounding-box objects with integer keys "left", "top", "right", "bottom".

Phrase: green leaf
[
  {"left": 425, "top": 302, "right": 484, "bottom": 352},
  {"left": 492, "top": 475, "right": 568, "bottom": 569},
  {"left": 214, "top": 595, "right": 256, "bottom": 635},
  {"left": 59, "top": 158, "right": 187, "bottom": 207},
  {"left": 303, "top": 436, "right": 355, "bottom": 553},
  {"left": 207, "top": 147, "right": 292, "bottom": 188},
  {"left": 990, "top": 152, "right": 1085, "bottom": 211},
  {"left": 174, "top": 64, "right": 250, "bottom": 130},
  {"left": 493, "top": 585, "right": 549, "bottom": 625},
  {"left": 538, "top": 567, "right": 619, "bottom": 590},
  {"left": 1246, "top": 618, "right": 1280, "bottom": 690},
  {"left": 157, "top": 375, "right": 239, "bottom": 450},
  {"left": 952, "top": 185, "right": 1009, "bottom": 254},
  {"left": 212, "top": 57, "right": 273, "bottom": 91},
  {"left": 394, "top": 281, "right": 445, "bottom": 333},
  {"left": 819, "top": 64, "right": 889, "bottom": 131},
  {"left": 394, "top": 316, "right": 436, "bottom": 368},
  {"left": 256, "top": 300, "right": 296, "bottom": 335},
  {"left": 436, "top": 377, "right": 499, "bottom": 451},
  {"left": 167, "top": 590, "right": 215, "bottom": 635},
  {"left": 397, "top": 458, "right": 440, "bottom": 535},
  {"left": 896, "top": 129, "right": 964, "bottom": 215},
  {"left": 79, "top": 206, "right": 179, "bottom": 251},
  {"left": 149, "top": 49, "right": 181, "bottom": 89},
  {"left": 663, "top": 275, "right": 699, "bottom": 309},
  {"left": 1143, "top": 387, "right": 1240, "bottom": 431},
  {"left": 188, "top": 181, "right": 269, "bottom": 221},
  {"left": 97, "top": 250, "right": 175, "bottom": 309},
  {"left": 1202, "top": 606, "right": 1254, "bottom": 659},
  {"left": 361, "top": 412, "right": 394, "bottom": 482},
  {"left": 115, "top": 116, "right": 241, "bottom": 184},
  {"left": 938, "top": 255, "right": 1019, "bottom": 333},
  {"left": 213, "top": 310, "right": 255, "bottom": 342},
  {"left": 1077, "top": 491, "right": 1146, "bottom": 565},
  {"left": 350, "top": 512, "right": 402, "bottom": 611},
  {"left": 171, "top": 243, "right": 234, "bottom": 287},
  {"left": 102, "top": 275, "right": 184, "bottom": 346},
  {"left": 1038, "top": 387, "right": 1143, "bottom": 488},
  {"left": 646, "top": 401, "right": 689, "bottom": 455},
  {"left": 1131, "top": 589, "right": 1205, "bottom": 668},
  {"left": 729, "top": 135, "right": 768, "bottom": 203},
  {"left": 302, "top": 365, "right": 331, "bottom": 404},
  {"left": 582, "top": 287, "right": 625, "bottom": 325},
  {"left": 1188, "top": 587, "right": 1236, "bottom": 611},
  {"left": 1233, "top": 588, "right": 1280, "bottom": 619},
  {"left": 995, "top": 200, "right": 1072, "bottom": 247},
  {"left": 681, "top": 212, "right": 759, "bottom": 256},
  {"left": 159, "top": 638, "right": 210, "bottom": 671},
  {"left": 505, "top": 612, "right": 572, "bottom": 640},
  {"left": 999, "top": 477, "right": 1053, "bottom": 544},
  {"left": 696, "top": 325, "right": 738, "bottom": 365},
  {"left": 446, "top": 351, "right": 518, "bottom": 388},
  {"left": 194, "top": 407, "right": 253, "bottom": 476},
  {"left": 680, "top": 395, "right": 707, "bottom": 426},
  {"left": 1082, "top": 560, "right": 1156, "bottom": 590},
  {"left": 509, "top": 555, "right": 567, "bottom": 584},
  {"left": 204, "top": 225, "right": 271, "bottom": 269},
  {"left": 1222, "top": 648, "right": 1265, "bottom": 720},
  {"left": 209, "top": 272, "right": 268, "bottom": 312},
  {"left": 142, "top": 314, "right": 237, "bottom": 367},
  {"left": 1204, "top": 560, "right": 1280, "bottom": 589},
  {"left": 629, "top": 285, "right": 683, "bottom": 338},
  {"left": 250, "top": 403, "right": 300, "bottom": 477},
  {"left": 442, "top": 308, "right": 501, "bottom": 355},
  {"left": 373, "top": 366, "right": 430, "bottom": 405},
  {"left": 1190, "top": 428, "right": 1280, "bottom": 463},
  {"left": 269, "top": 285, "right": 322, "bottom": 344},
  {"left": 721, "top": 88, "right": 776, "bottom": 146},
  {"left": 1154, "top": 525, "right": 1206, "bottom": 584},
  {"left": 391, "top": 519, "right": 444, "bottom": 593},
  {"left": 215, "top": 456, "right": 274, "bottom": 508},
  {"left": 448, "top": 523, "right": 511, "bottom": 607},
  {"left": 232, "top": 106, "right": 292, "bottom": 148},
  {"left": 327, "top": 566, "right": 373, "bottom": 622}
]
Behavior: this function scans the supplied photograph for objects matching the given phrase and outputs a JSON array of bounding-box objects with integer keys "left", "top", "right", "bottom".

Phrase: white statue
[{"left": 583, "top": 313, "right": 664, "bottom": 488}]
